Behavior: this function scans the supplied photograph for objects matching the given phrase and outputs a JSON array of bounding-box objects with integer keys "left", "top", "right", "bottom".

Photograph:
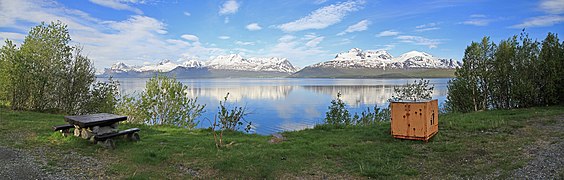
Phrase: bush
[
  {"left": 323, "top": 93, "right": 390, "bottom": 128},
  {"left": 115, "top": 74, "right": 205, "bottom": 128},
  {"left": 210, "top": 93, "right": 251, "bottom": 148},
  {"left": 389, "top": 78, "right": 434, "bottom": 102},
  {"left": 353, "top": 105, "right": 390, "bottom": 126},
  {"left": 83, "top": 77, "right": 120, "bottom": 114}
]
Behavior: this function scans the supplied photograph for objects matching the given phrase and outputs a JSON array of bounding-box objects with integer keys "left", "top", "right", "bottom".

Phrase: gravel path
[
  {"left": 510, "top": 115, "right": 564, "bottom": 179},
  {"left": 0, "top": 145, "right": 107, "bottom": 180},
  {"left": 0, "top": 147, "right": 46, "bottom": 179}
]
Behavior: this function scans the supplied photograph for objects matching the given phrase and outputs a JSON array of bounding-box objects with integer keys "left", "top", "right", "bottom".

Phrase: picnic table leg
[
  {"left": 74, "top": 126, "right": 81, "bottom": 137},
  {"left": 127, "top": 132, "right": 140, "bottom": 141}
]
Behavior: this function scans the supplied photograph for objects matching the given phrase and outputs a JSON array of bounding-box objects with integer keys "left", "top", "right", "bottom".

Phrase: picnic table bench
[{"left": 53, "top": 113, "right": 140, "bottom": 149}]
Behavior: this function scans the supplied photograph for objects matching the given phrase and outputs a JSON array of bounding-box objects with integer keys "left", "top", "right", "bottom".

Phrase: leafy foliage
[
  {"left": 84, "top": 77, "right": 120, "bottom": 114},
  {"left": 210, "top": 93, "right": 251, "bottom": 148},
  {"left": 353, "top": 105, "right": 391, "bottom": 126},
  {"left": 324, "top": 93, "right": 390, "bottom": 128},
  {"left": 446, "top": 31, "right": 564, "bottom": 112},
  {"left": 136, "top": 74, "right": 205, "bottom": 128},
  {"left": 390, "top": 78, "right": 434, "bottom": 102},
  {"left": 0, "top": 21, "right": 117, "bottom": 114},
  {"left": 325, "top": 93, "right": 353, "bottom": 126}
]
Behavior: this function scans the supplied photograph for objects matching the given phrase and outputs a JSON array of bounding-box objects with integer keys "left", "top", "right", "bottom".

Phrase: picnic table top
[{"left": 64, "top": 113, "right": 127, "bottom": 128}]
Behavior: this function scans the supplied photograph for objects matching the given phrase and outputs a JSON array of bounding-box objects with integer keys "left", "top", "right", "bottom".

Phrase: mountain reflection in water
[{"left": 106, "top": 78, "right": 450, "bottom": 134}]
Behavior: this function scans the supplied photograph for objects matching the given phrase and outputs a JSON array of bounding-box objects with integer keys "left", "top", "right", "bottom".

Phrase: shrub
[
  {"left": 115, "top": 74, "right": 205, "bottom": 128},
  {"left": 353, "top": 105, "right": 390, "bottom": 126},
  {"left": 210, "top": 93, "right": 251, "bottom": 148},
  {"left": 140, "top": 74, "right": 205, "bottom": 128},
  {"left": 389, "top": 78, "right": 434, "bottom": 102},
  {"left": 83, "top": 77, "right": 120, "bottom": 114},
  {"left": 325, "top": 92, "right": 352, "bottom": 127},
  {"left": 323, "top": 93, "right": 390, "bottom": 128}
]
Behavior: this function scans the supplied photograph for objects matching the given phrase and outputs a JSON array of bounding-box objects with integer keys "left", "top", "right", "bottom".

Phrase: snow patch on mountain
[
  {"left": 310, "top": 48, "right": 461, "bottom": 69},
  {"left": 105, "top": 54, "right": 297, "bottom": 74}
]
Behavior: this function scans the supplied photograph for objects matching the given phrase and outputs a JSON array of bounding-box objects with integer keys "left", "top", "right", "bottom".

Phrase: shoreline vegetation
[{"left": 1, "top": 106, "right": 563, "bottom": 178}]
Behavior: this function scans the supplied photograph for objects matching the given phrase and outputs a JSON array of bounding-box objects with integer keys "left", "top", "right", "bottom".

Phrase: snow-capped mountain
[
  {"left": 310, "top": 48, "right": 461, "bottom": 69},
  {"left": 103, "top": 54, "right": 298, "bottom": 76},
  {"left": 206, "top": 54, "right": 297, "bottom": 73}
]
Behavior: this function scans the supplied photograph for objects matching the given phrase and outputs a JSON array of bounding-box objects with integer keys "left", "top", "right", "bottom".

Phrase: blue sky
[{"left": 0, "top": 0, "right": 563, "bottom": 72}]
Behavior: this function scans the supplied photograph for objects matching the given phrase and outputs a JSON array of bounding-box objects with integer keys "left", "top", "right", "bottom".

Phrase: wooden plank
[
  {"left": 94, "top": 128, "right": 140, "bottom": 141},
  {"left": 64, "top": 113, "right": 127, "bottom": 128},
  {"left": 52, "top": 124, "right": 74, "bottom": 131}
]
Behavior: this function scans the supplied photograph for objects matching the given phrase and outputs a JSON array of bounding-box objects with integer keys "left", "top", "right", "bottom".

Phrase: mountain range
[{"left": 99, "top": 48, "right": 461, "bottom": 78}]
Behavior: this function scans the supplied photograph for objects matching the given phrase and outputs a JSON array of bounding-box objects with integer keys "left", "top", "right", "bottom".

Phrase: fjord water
[{"left": 109, "top": 78, "right": 450, "bottom": 135}]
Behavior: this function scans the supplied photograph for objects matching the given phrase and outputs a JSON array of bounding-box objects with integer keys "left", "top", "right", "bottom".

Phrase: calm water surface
[{"left": 105, "top": 78, "right": 451, "bottom": 135}]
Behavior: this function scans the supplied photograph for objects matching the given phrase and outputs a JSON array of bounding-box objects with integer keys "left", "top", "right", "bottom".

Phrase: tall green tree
[
  {"left": 19, "top": 21, "right": 73, "bottom": 111},
  {"left": 512, "top": 32, "right": 540, "bottom": 108},
  {"left": 490, "top": 38, "right": 516, "bottom": 109},
  {"left": 538, "top": 33, "right": 563, "bottom": 105},
  {"left": 0, "top": 21, "right": 106, "bottom": 114}
]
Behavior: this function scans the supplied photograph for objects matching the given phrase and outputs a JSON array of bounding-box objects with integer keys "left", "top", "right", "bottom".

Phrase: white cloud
[
  {"left": 245, "top": 23, "right": 262, "bottom": 31},
  {"left": 218, "top": 36, "right": 230, "bottom": 39},
  {"left": 396, "top": 35, "right": 443, "bottom": 48},
  {"left": 0, "top": 1, "right": 226, "bottom": 73},
  {"left": 181, "top": 34, "right": 199, "bottom": 41},
  {"left": 540, "top": 0, "right": 564, "bottom": 14},
  {"left": 460, "top": 15, "right": 496, "bottom": 26},
  {"left": 89, "top": 0, "right": 143, "bottom": 14},
  {"left": 415, "top": 22, "right": 440, "bottom": 32},
  {"left": 314, "top": 0, "right": 328, "bottom": 4},
  {"left": 379, "top": 44, "right": 395, "bottom": 50},
  {"left": 0, "top": 32, "right": 26, "bottom": 41},
  {"left": 235, "top": 41, "right": 255, "bottom": 45},
  {"left": 462, "top": 19, "right": 491, "bottom": 26},
  {"left": 278, "top": 35, "right": 296, "bottom": 42},
  {"left": 305, "top": 36, "right": 324, "bottom": 47},
  {"left": 277, "top": 0, "right": 364, "bottom": 32},
  {"left": 337, "top": 19, "right": 370, "bottom": 36},
  {"left": 183, "top": 11, "right": 191, "bottom": 16},
  {"left": 470, "top": 14, "right": 487, "bottom": 18},
  {"left": 376, "top": 30, "right": 400, "bottom": 37},
  {"left": 219, "top": 0, "right": 240, "bottom": 15},
  {"left": 224, "top": 17, "right": 230, "bottom": 24},
  {"left": 511, "top": 15, "right": 564, "bottom": 28},
  {"left": 259, "top": 34, "right": 327, "bottom": 67}
]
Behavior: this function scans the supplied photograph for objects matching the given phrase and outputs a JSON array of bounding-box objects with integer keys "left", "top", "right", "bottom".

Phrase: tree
[
  {"left": 0, "top": 21, "right": 105, "bottom": 114},
  {"left": 512, "top": 32, "right": 540, "bottom": 108},
  {"left": 538, "top": 33, "right": 563, "bottom": 105},
  {"left": 19, "top": 21, "right": 73, "bottom": 112},
  {"left": 61, "top": 47, "right": 96, "bottom": 114},
  {"left": 490, "top": 38, "right": 516, "bottom": 109}
]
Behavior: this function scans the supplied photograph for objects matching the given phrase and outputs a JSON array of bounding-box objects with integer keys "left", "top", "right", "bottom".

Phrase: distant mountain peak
[
  {"left": 103, "top": 54, "right": 298, "bottom": 75},
  {"left": 310, "top": 48, "right": 461, "bottom": 69}
]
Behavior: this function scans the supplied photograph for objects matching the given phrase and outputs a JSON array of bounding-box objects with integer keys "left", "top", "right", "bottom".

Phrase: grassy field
[{"left": 0, "top": 106, "right": 563, "bottom": 179}]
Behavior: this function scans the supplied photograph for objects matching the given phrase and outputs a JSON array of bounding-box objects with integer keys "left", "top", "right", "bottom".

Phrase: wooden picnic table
[
  {"left": 56, "top": 113, "right": 140, "bottom": 149},
  {"left": 64, "top": 113, "right": 127, "bottom": 128}
]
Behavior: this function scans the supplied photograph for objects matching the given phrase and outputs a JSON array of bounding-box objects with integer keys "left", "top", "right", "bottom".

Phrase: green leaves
[
  {"left": 0, "top": 21, "right": 98, "bottom": 114},
  {"left": 446, "top": 32, "right": 564, "bottom": 112},
  {"left": 324, "top": 93, "right": 390, "bottom": 128},
  {"left": 390, "top": 78, "right": 434, "bottom": 102},
  {"left": 135, "top": 74, "right": 205, "bottom": 128}
]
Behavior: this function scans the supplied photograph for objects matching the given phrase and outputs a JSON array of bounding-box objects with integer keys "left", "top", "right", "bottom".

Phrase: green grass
[{"left": 0, "top": 106, "right": 563, "bottom": 179}]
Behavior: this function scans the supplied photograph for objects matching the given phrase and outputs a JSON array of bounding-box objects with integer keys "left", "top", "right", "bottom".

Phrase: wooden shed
[{"left": 390, "top": 99, "right": 438, "bottom": 142}]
